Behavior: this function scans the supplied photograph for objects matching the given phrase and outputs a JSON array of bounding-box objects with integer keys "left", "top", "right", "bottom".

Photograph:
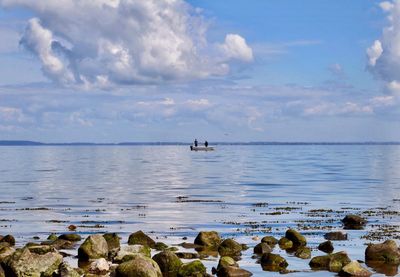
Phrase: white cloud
[
  {"left": 0, "top": 106, "right": 32, "bottom": 123},
  {"left": 1, "top": 0, "right": 253, "bottom": 88},
  {"left": 304, "top": 102, "right": 373, "bottom": 116}
]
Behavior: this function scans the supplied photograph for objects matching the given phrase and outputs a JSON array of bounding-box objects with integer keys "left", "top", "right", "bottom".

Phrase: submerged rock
[
  {"left": 178, "top": 260, "right": 207, "bottom": 277},
  {"left": 153, "top": 250, "right": 183, "bottom": 277},
  {"left": 78, "top": 234, "right": 108, "bottom": 261},
  {"left": 365, "top": 240, "right": 400, "bottom": 264},
  {"left": 309, "top": 251, "right": 351, "bottom": 272},
  {"left": 218, "top": 239, "right": 242, "bottom": 257},
  {"left": 339, "top": 260, "right": 372, "bottom": 276},
  {"left": 261, "top": 236, "right": 278, "bottom": 247},
  {"left": 58, "top": 234, "right": 82, "bottom": 242},
  {"left": 116, "top": 255, "right": 162, "bottom": 277},
  {"left": 294, "top": 246, "right": 311, "bottom": 259},
  {"left": 278, "top": 237, "right": 293, "bottom": 250},
  {"left": 194, "top": 231, "right": 221, "bottom": 248},
  {"left": 261, "top": 253, "right": 288, "bottom": 272},
  {"left": 253, "top": 243, "right": 272, "bottom": 255},
  {"left": 285, "top": 229, "right": 306, "bottom": 246},
  {"left": 342, "top": 214, "right": 366, "bottom": 230},
  {"left": 324, "top": 231, "right": 348, "bottom": 241},
  {"left": 114, "top": 245, "right": 151, "bottom": 263},
  {"left": 318, "top": 241, "right": 334, "bottom": 253},
  {"left": 128, "top": 231, "right": 156, "bottom": 248}
]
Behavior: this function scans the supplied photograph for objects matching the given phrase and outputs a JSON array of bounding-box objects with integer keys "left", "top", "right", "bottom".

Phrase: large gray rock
[
  {"left": 309, "top": 251, "right": 351, "bottom": 272},
  {"left": 59, "top": 262, "right": 82, "bottom": 277},
  {"left": 261, "top": 253, "right": 288, "bottom": 272},
  {"left": 153, "top": 250, "right": 182, "bottom": 277},
  {"left": 285, "top": 229, "right": 306, "bottom": 246},
  {"left": 116, "top": 255, "right": 162, "bottom": 277},
  {"left": 78, "top": 234, "right": 108, "bottom": 261},
  {"left": 365, "top": 240, "right": 400, "bottom": 264},
  {"left": 218, "top": 239, "right": 242, "bottom": 257},
  {"left": 103, "top": 233, "right": 120, "bottom": 258},
  {"left": 253, "top": 243, "right": 272, "bottom": 255},
  {"left": 342, "top": 215, "right": 366, "bottom": 230},
  {"left": 2, "top": 248, "right": 63, "bottom": 277},
  {"left": 114, "top": 245, "right": 151, "bottom": 263},
  {"left": 339, "top": 260, "right": 372, "bottom": 276},
  {"left": 194, "top": 231, "right": 221, "bottom": 248},
  {"left": 128, "top": 231, "right": 156, "bottom": 248},
  {"left": 217, "top": 266, "right": 252, "bottom": 277}
]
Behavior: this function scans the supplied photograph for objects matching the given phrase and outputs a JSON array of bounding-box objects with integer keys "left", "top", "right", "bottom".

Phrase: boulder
[
  {"left": 78, "top": 234, "right": 108, "bottom": 261},
  {"left": 318, "top": 241, "right": 334, "bottom": 253},
  {"left": 27, "top": 245, "right": 55, "bottom": 255},
  {"left": 176, "top": 252, "right": 200, "bottom": 259},
  {"left": 58, "top": 234, "right": 82, "bottom": 242},
  {"left": 261, "top": 236, "right": 278, "bottom": 247},
  {"left": 59, "top": 262, "right": 81, "bottom": 277},
  {"left": 218, "top": 239, "right": 242, "bottom": 257},
  {"left": 324, "top": 231, "right": 348, "bottom": 241},
  {"left": 339, "top": 260, "right": 372, "bottom": 276},
  {"left": 89, "top": 258, "right": 110, "bottom": 274},
  {"left": 0, "top": 265, "right": 4, "bottom": 277},
  {"left": 253, "top": 243, "right": 272, "bottom": 255},
  {"left": 342, "top": 215, "right": 366, "bottom": 230},
  {"left": 194, "top": 231, "right": 221, "bottom": 248},
  {"left": 114, "top": 245, "right": 151, "bottom": 263},
  {"left": 153, "top": 250, "right": 183, "bottom": 277},
  {"left": 217, "top": 256, "right": 238, "bottom": 270},
  {"left": 43, "top": 239, "right": 74, "bottom": 250},
  {"left": 278, "top": 237, "right": 293, "bottom": 250},
  {"left": 155, "top": 242, "right": 169, "bottom": 251},
  {"left": 47, "top": 234, "right": 58, "bottom": 241},
  {"left": 0, "top": 246, "right": 15, "bottom": 262},
  {"left": 365, "top": 240, "right": 400, "bottom": 264},
  {"left": 217, "top": 266, "right": 252, "bottom": 277},
  {"left": 285, "top": 229, "right": 306, "bottom": 246},
  {"left": 103, "top": 233, "right": 120, "bottom": 258},
  {"left": 294, "top": 246, "right": 311, "bottom": 259},
  {"left": 116, "top": 255, "right": 162, "bottom": 277},
  {"left": 261, "top": 253, "right": 288, "bottom": 272},
  {"left": 2, "top": 248, "right": 63, "bottom": 277},
  {"left": 128, "top": 231, "right": 156, "bottom": 248},
  {"left": 309, "top": 251, "right": 351, "bottom": 272},
  {"left": 1, "top": 235, "right": 15, "bottom": 246},
  {"left": 178, "top": 260, "right": 207, "bottom": 277}
]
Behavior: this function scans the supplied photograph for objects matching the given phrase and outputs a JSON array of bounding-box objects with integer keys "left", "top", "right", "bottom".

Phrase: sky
[{"left": 0, "top": 0, "right": 399, "bottom": 143}]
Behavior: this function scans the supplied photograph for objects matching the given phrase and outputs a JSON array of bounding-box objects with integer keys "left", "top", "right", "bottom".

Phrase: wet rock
[
  {"left": 365, "top": 240, "right": 400, "bottom": 264},
  {"left": 47, "top": 234, "right": 58, "bottom": 241},
  {"left": 309, "top": 251, "right": 351, "bottom": 272},
  {"left": 114, "top": 245, "right": 151, "bottom": 263},
  {"left": 217, "top": 266, "right": 252, "bottom": 277},
  {"left": 194, "top": 231, "right": 221, "bottom": 248},
  {"left": 168, "top": 247, "right": 179, "bottom": 252},
  {"left": 89, "top": 258, "right": 110, "bottom": 274},
  {"left": 59, "top": 262, "right": 81, "bottom": 277},
  {"left": 27, "top": 245, "right": 55, "bottom": 255},
  {"left": 155, "top": 242, "right": 169, "bottom": 251},
  {"left": 261, "top": 253, "right": 288, "bottom": 272},
  {"left": 68, "top": 225, "right": 77, "bottom": 231},
  {"left": 261, "top": 236, "right": 278, "bottom": 247},
  {"left": 218, "top": 239, "right": 242, "bottom": 257},
  {"left": 45, "top": 239, "right": 74, "bottom": 250},
  {"left": 58, "top": 233, "right": 82, "bottom": 242},
  {"left": 285, "top": 229, "right": 306, "bottom": 246},
  {"left": 178, "top": 260, "right": 207, "bottom": 277},
  {"left": 342, "top": 214, "right": 366, "bottom": 230},
  {"left": 103, "top": 233, "right": 120, "bottom": 258},
  {"left": 176, "top": 252, "right": 200, "bottom": 259},
  {"left": 240, "top": 244, "right": 249, "bottom": 251},
  {"left": 1, "top": 235, "right": 15, "bottom": 246},
  {"left": 116, "top": 255, "right": 162, "bottom": 277},
  {"left": 78, "top": 234, "right": 108, "bottom": 261},
  {"left": 318, "top": 241, "right": 334, "bottom": 253},
  {"left": 0, "top": 265, "right": 4, "bottom": 277},
  {"left": 253, "top": 243, "right": 272, "bottom": 255},
  {"left": 366, "top": 260, "right": 399, "bottom": 276},
  {"left": 295, "top": 246, "right": 311, "bottom": 259},
  {"left": 0, "top": 246, "right": 15, "bottom": 262},
  {"left": 339, "top": 260, "right": 372, "bottom": 276},
  {"left": 278, "top": 237, "right": 293, "bottom": 250},
  {"left": 179, "top": 242, "right": 197, "bottom": 249},
  {"left": 324, "top": 231, "right": 348, "bottom": 241},
  {"left": 128, "top": 230, "right": 156, "bottom": 248},
  {"left": 2, "top": 248, "right": 63, "bottom": 277},
  {"left": 153, "top": 250, "right": 183, "bottom": 277},
  {"left": 217, "top": 256, "right": 238, "bottom": 270}
]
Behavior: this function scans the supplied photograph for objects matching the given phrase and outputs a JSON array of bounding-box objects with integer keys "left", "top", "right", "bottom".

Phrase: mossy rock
[
  {"left": 253, "top": 243, "right": 272, "bottom": 255},
  {"left": 178, "top": 260, "right": 207, "bottom": 277},
  {"left": 45, "top": 239, "right": 74, "bottom": 250},
  {"left": 324, "top": 232, "right": 348, "bottom": 241},
  {"left": 278, "top": 237, "right": 293, "bottom": 250},
  {"left": 217, "top": 266, "right": 252, "bottom": 277},
  {"left": 309, "top": 254, "right": 331, "bottom": 270},
  {"left": 342, "top": 214, "right": 366, "bottom": 230},
  {"left": 59, "top": 262, "right": 81, "bottom": 277},
  {"left": 318, "top": 241, "right": 334, "bottom": 254},
  {"left": 365, "top": 240, "right": 400, "bottom": 264},
  {"left": 103, "top": 233, "right": 120, "bottom": 258},
  {"left": 116, "top": 255, "right": 162, "bottom": 277},
  {"left": 27, "top": 245, "right": 55, "bottom": 255},
  {"left": 155, "top": 242, "right": 169, "bottom": 251},
  {"left": 114, "top": 245, "right": 151, "bottom": 263},
  {"left": 261, "top": 236, "right": 278, "bottom": 247},
  {"left": 309, "top": 251, "right": 351, "bottom": 272},
  {"left": 78, "top": 234, "right": 108, "bottom": 261},
  {"left": 0, "top": 246, "right": 15, "bottom": 262},
  {"left": 285, "top": 229, "right": 306, "bottom": 246},
  {"left": 153, "top": 250, "right": 183, "bottom": 277},
  {"left": 261, "top": 253, "right": 288, "bottom": 272},
  {"left": 217, "top": 256, "right": 238, "bottom": 270},
  {"left": 58, "top": 234, "right": 82, "bottom": 242},
  {"left": 339, "top": 260, "right": 372, "bottom": 276},
  {"left": 128, "top": 231, "right": 156, "bottom": 248},
  {"left": 218, "top": 239, "right": 242, "bottom": 257},
  {"left": 0, "top": 265, "right": 4, "bottom": 277},
  {"left": 1, "top": 235, "right": 15, "bottom": 246},
  {"left": 295, "top": 247, "right": 311, "bottom": 259},
  {"left": 194, "top": 231, "right": 221, "bottom": 248},
  {"left": 47, "top": 234, "right": 58, "bottom": 241}
]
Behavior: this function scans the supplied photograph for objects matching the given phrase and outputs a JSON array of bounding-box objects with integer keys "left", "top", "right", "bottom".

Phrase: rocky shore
[{"left": 0, "top": 214, "right": 399, "bottom": 276}]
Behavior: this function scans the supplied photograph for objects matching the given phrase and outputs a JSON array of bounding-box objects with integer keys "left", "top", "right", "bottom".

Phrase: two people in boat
[{"left": 194, "top": 139, "right": 208, "bottom": 148}]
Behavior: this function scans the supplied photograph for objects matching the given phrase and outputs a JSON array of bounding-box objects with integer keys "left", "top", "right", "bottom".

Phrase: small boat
[{"left": 190, "top": 145, "right": 215, "bottom": 151}]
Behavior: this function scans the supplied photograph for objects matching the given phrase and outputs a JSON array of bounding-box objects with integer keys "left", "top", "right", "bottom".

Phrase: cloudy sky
[{"left": 0, "top": 0, "right": 399, "bottom": 142}]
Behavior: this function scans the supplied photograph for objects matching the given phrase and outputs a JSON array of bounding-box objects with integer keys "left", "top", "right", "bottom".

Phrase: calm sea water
[{"left": 0, "top": 145, "right": 399, "bottom": 276}]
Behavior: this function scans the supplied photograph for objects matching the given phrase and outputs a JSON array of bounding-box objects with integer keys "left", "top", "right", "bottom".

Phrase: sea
[{"left": 0, "top": 144, "right": 399, "bottom": 276}]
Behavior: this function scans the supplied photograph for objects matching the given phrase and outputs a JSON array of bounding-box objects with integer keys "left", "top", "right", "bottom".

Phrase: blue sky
[{"left": 0, "top": 0, "right": 399, "bottom": 142}]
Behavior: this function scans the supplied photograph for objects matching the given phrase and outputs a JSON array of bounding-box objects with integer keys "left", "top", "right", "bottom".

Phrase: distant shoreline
[{"left": 0, "top": 140, "right": 399, "bottom": 146}]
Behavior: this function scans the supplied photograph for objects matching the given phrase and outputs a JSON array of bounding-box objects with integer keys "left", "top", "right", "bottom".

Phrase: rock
[
  {"left": 47, "top": 234, "right": 58, "bottom": 241},
  {"left": 0, "top": 265, "right": 4, "bottom": 277},
  {"left": 217, "top": 266, "right": 252, "bottom": 277},
  {"left": 217, "top": 256, "right": 238, "bottom": 270},
  {"left": 1, "top": 235, "right": 15, "bottom": 246},
  {"left": 128, "top": 231, "right": 156, "bottom": 248},
  {"left": 176, "top": 252, "right": 200, "bottom": 259},
  {"left": 27, "top": 245, "right": 55, "bottom": 255},
  {"left": 153, "top": 250, "right": 183, "bottom": 277},
  {"left": 114, "top": 245, "right": 151, "bottom": 263},
  {"left": 89, "top": 258, "right": 110, "bottom": 274},
  {"left": 318, "top": 241, "right": 334, "bottom": 253},
  {"left": 261, "top": 236, "right": 278, "bottom": 247},
  {"left": 218, "top": 239, "right": 242, "bottom": 257},
  {"left": 324, "top": 231, "right": 348, "bottom": 241},
  {"left": 155, "top": 242, "right": 169, "bottom": 251},
  {"left": 178, "top": 260, "right": 207, "bottom": 277},
  {"left": 179, "top": 242, "right": 197, "bottom": 249},
  {"left": 285, "top": 229, "right": 306, "bottom": 246},
  {"left": 59, "top": 262, "right": 81, "bottom": 277},
  {"left": 253, "top": 243, "right": 272, "bottom": 255},
  {"left": 278, "top": 237, "right": 293, "bottom": 250},
  {"left": 58, "top": 234, "right": 81, "bottom": 242},
  {"left": 339, "top": 260, "right": 372, "bottom": 276},
  {"left": 45, "top": 239, "right": 74, "bottom": 250},
  {"left": 309, "top": 251, "right": 351, "bottom": 272},
  {"left": 294, "top": 246, "right": 311, "bottom": 259},
  {"left": 365, "top": 240, "right": 400, "bottom": 264},
  {"left": 240, "top": 244, "right": 249, "bottom": 251},
  {"left": 68, "top": 225, "right": 77, "bottom": 231},
  {"left": 261, "top": 253, "right": 288, "bottom": 272},
  {"left": 342, "top": 215, "right": 366, "bottom": 230},
  {"left": 116, "top": 255, "right": 162, "bottom": 277},
  {"left": 194, "top": 231, "right": 221, "bottom": 249},
  {"left": 0, "top": 246, "right": 15, "bottom": 262},
  {"left": 103, "top": 233, "right": 120, "bottom": 258},
  {"left": 78, "top": 234, "right": 108, "bottom": 261},
  {"left": 2, "top": 248, "right": 63, "bottom": 277}
]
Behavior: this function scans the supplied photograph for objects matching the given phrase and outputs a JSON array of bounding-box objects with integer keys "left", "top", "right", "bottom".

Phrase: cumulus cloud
[{"left": 1, "top": 0, "right": 253, "bottom": 88}]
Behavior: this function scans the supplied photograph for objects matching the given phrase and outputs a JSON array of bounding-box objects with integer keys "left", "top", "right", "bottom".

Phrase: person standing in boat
[
  {"left": 205, "top": 141, "right": 208, "bottom": 147},
  {"left": 194, "top": 139, "right": 198, "bottom": 147}
]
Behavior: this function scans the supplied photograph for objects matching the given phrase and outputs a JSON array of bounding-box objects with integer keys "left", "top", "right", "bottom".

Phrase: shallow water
[{"left": 0, "top": 145, "right": 400, "bottom": 276}]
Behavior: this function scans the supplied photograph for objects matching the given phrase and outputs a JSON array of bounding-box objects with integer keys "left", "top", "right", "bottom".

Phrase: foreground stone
[
  {"left": 342, "top": 215, "right": 366, "bottom": 230},
  {"left": 1, "top": 235, "right": 15, "bottom": 246},
  {"left": 365, "top": 240, "right": 400, "bottom": 264},
  {"left": 324, "top": 231, "right": 348, "bottom": 241},
  {"left": 285, "top": 229, "right": 306, "bottom": 246},
  {"left": 217, "top": 257, "right": 238, "bottom": 270},
  {"left": 261, "top": 253, "right": 288, "bottom": 272},
  {"left": 218, "top": 239, "right": 242, "bottom": 257},
  {"left": 0, "top": 246, "right": 15, "bottom": 262},
  {"left": 114, "top": 245, "right": 151, "bottom": 263},
  {"left": 194, "top": 231, "right": 221, "bottom": 248},
  {"left": 178, "top": 260, "right": 207, "bottom": 277},
  {"left": 261, "top": 236, "right": 278, "bottom": 247},
  {"left": 294, "top": 246, "right": 311, "bottom": 259},
  {"left": 2, "top": 248, "right": 63, "bottom": 277},
  {"left": 128, "top": 231, "right": 156, "bottom": 248},
  {"left": 253, "top": 243, "right": 272, "bottom": 255},
  {"left": 89, "top": 258, "right": 110, "bottom": 274},
  {"left": 103, "top": 233, "right": 121, "bottom": 258},
  {"left": 153, "top": 250, "right": 182, "bottom": 277},
  {"left": 116, "top": 255, "right": 162, "bottom": 277},
  {"left": 339, "top": 261, "right": 372, "bottom": 276},
  {"left": 217, "top": 266, "right": 252, "bottom": 277},
  {"left": 78, "top": 234, "right": 108, "bottom": 261},
  {"left": 278, "top": 237, "right": 293, "bottom": 250},
  {"left": 59, "top": 262, "right": 81, "bottom": 277},
  {"left": 309, "top": 251, "right": 351, "bottom": 272},
  {"left": 58, "top": 234, "right": 82, "bottom": 242},
  {"left": 318, "top": 241, "right": 334, "bottom": 253}
]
